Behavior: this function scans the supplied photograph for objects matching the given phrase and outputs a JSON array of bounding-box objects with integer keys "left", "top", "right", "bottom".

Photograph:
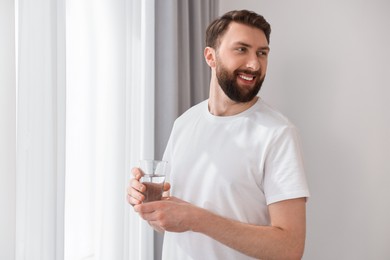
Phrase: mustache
[{"left": 235, "top": 69, "right": 261, "bottom": 77}]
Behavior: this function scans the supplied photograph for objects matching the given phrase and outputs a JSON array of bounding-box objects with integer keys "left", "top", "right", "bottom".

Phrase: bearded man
[{"left": 127, "top": 10, "right": 310, "bottom": 260}]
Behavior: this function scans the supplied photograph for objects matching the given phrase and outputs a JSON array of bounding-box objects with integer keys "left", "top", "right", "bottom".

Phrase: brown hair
[{"left": 206, "top": 10, "right": 271, "bottom": 49}]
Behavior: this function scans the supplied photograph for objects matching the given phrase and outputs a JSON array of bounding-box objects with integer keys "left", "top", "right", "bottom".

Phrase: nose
[{"left": 246, "top": 54, "right": 261, "bottom": 71}]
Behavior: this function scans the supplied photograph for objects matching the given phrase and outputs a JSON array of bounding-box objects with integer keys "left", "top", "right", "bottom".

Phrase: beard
[{"left": 216, "top": 61, "right": 265, "bottom": 103}]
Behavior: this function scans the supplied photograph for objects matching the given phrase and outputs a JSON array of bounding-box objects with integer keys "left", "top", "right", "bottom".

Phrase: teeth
[{"left": 239, "top": 75, "right": 254, "bottom": 81}]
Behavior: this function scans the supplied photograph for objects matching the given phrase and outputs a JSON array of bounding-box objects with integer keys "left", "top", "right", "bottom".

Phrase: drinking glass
[{"left": 139, "top": 159, "right": 167, "bottom": 203}]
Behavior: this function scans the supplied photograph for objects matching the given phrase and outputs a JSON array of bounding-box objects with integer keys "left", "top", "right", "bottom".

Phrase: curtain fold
[
  {"left": 154, "top": 1, "right": 219, "bottom": 259},
  {"left": 126, "top": 1, "right": 156, "bottom": 259},
  {"left": 65, "top": 0, "right": 128, "bottom": 259},
  {"left": 155, "top": 0, "right": 219, "bottom": 158},
  {"left": 16, "top": 0, "right": 66, "bottom": 259},
  {"left": 0, "top": 0, "right": 16, "bottom": 259},
  {"left": 65, "top": 0, "right": 156, "bottom": 259},
  {"left": 7, "top": 0, "right": 218, "bottom": 259}
]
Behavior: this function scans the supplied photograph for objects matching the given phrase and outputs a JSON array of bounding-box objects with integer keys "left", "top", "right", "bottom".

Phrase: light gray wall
[
  {"left": 220, "top": 1, "right": 390, "bottom": 259},
  {"left": 0, "top": 0, "right": 16, "bottom": 259}
]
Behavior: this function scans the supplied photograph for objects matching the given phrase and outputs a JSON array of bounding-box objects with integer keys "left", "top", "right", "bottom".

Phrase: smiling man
[
  {"left": 212, "top": 23, "right": 269, "bottom": 104},
  {"left": 127, "top": 10, "right": 310, "bottom": 260}
]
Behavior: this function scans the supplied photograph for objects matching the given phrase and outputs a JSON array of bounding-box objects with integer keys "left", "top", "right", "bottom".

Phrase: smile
[{"left": 238, "top": 74, "right": 255, "bottom": 81}]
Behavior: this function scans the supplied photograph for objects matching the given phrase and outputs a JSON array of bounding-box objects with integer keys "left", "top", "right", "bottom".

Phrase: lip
[
  {"left": 239, "top": 74, "right": 255, "bottom": 80},
  {"left": 237, "top": 73, "right": 256, "bottom": 85}
]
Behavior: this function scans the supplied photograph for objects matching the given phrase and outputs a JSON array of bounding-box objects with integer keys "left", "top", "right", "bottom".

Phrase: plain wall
[
  {"left": 219, "top": 1, "right": 390, "bottom": 259},
  {"left": 0, "top": 0, "right": 16, "bottom": 259}
]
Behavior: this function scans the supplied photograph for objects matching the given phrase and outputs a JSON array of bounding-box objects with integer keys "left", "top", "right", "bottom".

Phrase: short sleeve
[{"left": 264, "top": 126, "right": 310, "bottom": 205}]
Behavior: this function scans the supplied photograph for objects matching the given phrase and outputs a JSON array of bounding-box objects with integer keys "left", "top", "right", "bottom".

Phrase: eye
[
  {"left": 257, "top": 51, "right": 268, "bottom": 57},
  {"left": 236, "top": 47, "right": 246, "bottom": 53}
]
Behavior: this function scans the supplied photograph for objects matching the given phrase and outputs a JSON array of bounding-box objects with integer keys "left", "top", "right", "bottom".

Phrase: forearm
[
  {"left": 134, "top": 196, "right": 306, "bottom": 259},
  {"left": 191, "top": 207, "right": 305, "bottom": 260}
]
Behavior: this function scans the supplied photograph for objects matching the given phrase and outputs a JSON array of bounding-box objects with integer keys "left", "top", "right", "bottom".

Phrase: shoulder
[
  {"left": 250, "top": 99, "right": 296, "bottom": 131},
  {"left": 173, "top": 100, "right": 208, "bottom": 126}
]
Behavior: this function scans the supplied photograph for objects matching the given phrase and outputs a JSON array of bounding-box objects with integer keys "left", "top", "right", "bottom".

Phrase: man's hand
[
  {"left": 134, "top": 196, "right": 202, "bottom": 233},
  {"left": 126, "top": 167, "right": 170, "bottom": 206}
]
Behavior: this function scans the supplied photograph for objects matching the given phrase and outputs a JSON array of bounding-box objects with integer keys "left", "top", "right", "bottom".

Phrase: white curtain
[
  {"left": 65, "top": 0, "right": 155, "bottom": 259},
  {"left": 2, "top": 0, "right": 217, "bottom": 259},
  {"left": 127, "top": 1, "right": 156, "bottom": 259},
  {"left": 9, "top": 0, "right": 155, "bottom": 259},
  {"left": 0, "top": 0, "right": 16, "bottom": 259},
  {"left": 16, "top": 0, "right": 66, "bottom": 259},
  {"left": 64, "top": 0, "right": 126, "bottom": 258}
]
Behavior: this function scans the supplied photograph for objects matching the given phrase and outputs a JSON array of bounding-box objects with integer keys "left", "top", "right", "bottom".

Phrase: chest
[{"left": 169, "top": 118, "right": 272, "bottom": 199}]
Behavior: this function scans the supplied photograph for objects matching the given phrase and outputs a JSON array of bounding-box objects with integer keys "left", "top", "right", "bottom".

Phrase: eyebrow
[{"left": 233, "top": 41, "right": 270, "bottom": 51}]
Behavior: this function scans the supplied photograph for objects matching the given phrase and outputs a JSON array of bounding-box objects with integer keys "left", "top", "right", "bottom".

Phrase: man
[{"left": 127, "top": 10, "right": 310, "bottom": 260}]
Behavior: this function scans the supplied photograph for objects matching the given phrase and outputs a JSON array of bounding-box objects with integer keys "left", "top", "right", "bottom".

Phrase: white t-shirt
[{"left": 162, "top": 98, "right": 310, "bottom": 260}]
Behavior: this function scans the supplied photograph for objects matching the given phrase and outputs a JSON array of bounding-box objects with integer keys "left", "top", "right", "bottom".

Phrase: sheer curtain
[
  {"left": 64, "top": 0, "right": 126, "bottom": 258},
  {"left": 3, "top": 0, "right": 217, "bottom": 259},
  {"left": 13, "top": 0, "right": 155, "bottom": 259},
  {"left": 16, "top": 0, "right": 66, "bottom": 259},
  {"left": 65, "top": 0, "right": 156, "bottom": 259},
  {"left": 0, "top": 0, "right": 16, "bottom": 259}
]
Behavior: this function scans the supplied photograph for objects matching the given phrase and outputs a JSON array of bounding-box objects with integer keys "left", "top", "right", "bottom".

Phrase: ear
[{"left": 204, "top": 47, "right": 216, "bottom": 68}]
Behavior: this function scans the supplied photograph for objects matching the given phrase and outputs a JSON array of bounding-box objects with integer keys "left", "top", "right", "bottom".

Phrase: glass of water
[{"left": 139, "top": 159, "right": 167, "bottom": 203}]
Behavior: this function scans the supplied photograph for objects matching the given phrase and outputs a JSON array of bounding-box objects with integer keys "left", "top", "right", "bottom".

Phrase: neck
[{"left": 208, "top": 77, "right": 259, "bottom": 116}]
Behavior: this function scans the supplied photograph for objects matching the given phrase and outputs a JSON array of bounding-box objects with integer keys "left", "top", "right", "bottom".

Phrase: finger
[
  {"left": 163, "top": 182, "right": 171, "bottom": 192},
  {"left": 129, "top": 178, "right": 145, "bottom": 193},
  {"left": 127, "top": 194, "right": 142, "bottom": 206},
  {"left": 131, "top": 167, "right": 143, "bottom": 180},
  {"left": 127, "top": 171, "right": 147, "bottom": 205},
  {"left": 127, "top": 187, "right": 145, "bottom": 204},
  {"left": 148, "top": 221, "right": 165, "bottom": 233},
  {"left": 127, "top": 179, "right": 146, "bottom": 205},
  {"left": 127, "top": 183, "right": 145, "bottom": 199},
  {"left": 134, "top": 201, "right": 162, "bottom": 214}
]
